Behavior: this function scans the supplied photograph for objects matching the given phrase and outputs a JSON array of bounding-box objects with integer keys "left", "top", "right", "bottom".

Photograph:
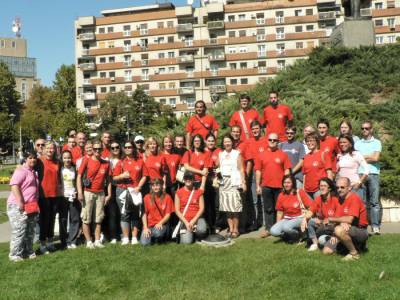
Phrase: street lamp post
[
  {"left": 124, "top": 104, "right": 130, "bottom": 140},
  {"left": 9, "top": 113, "right": 16, "bottom": 164}
]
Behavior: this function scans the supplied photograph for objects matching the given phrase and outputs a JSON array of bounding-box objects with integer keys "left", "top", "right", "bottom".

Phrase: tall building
[
  {"left": 75, "top": 0, "right": 400, "bottom": 119},
  {"left": 0, "top": 37, "right": 38, "bottom": 103}
]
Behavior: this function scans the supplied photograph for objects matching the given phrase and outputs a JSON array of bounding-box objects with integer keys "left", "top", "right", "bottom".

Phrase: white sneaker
[
  {"left": 121, "top": 237, "right": 130, "bottom": 245},
  {"left": 372, "top": 227, "right": 381, "bottom": 235},
  {"left": 110, "top": 239, "right": 117, "bottom": 244},
  {"left": 86, "top": 241, "right": 95, "bottom": 249},
  {"left": 100, "top": 233, "right": 105, "bottom": 243},
  {"left": 28, "top": 253, "right": 37, "bottom": 260},
  {"left": 67, "top": 243, "right": 77, "bottom": 249},
  {"left": 308, "top": 244, "right": 319, "bottom": 252},
  {"left": 131, "top": 237, "right": 139, "bottom": 245},
  {"left": 9, "top": 255, "right": 24, "bottom": 262},
  {"left": 94, "top": 240, "right": 105, "bottom": 248},
  {"left": 40, "top": 245, "right": 49, "bottom": 255}
]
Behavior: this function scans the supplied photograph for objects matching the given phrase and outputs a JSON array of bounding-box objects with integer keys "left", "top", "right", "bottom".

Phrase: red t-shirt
[
  {"left": 161, "top": 152, "right": 181, "bottom": 184},
  {"left": 176, "top": 187, "right": 203, "bottom": 222},
  {"left": 39, "top": 157, "right": 60, "bottom": 198},
  {"left": 320, "top": 135, "right": 339, "bottom": 171},
  {"left": 71, "top": 146, "right": 84, "bottom": 165},
  {"left": 62, "top": 144, "right": 71, "bottom": 152},
  {"left": 78, "top": 157, "right": 110, "bottom": 193},
  {"left": 101, "top": 148, "right": 111, "bottom": 160},
  {"left": 113, "top": 157, "right": 148, "bottom": 188},
  {"left": 275, "top": 189, "right": 312, "bottom": 217},
  {"left": 185, "top": 114, "right": 220, "bottom": 140},
  {"left": 263, "top": 104, "right": 293, "bottom": 142},
  {"left": 246, "top": 136, "right": 268, "bottom": 161},
  {"left": 143, "top": 193, "right": 174, "bottom": 227},
  {"left": 144, "top": 154, "right": 167, "bottom": 180},
  {"left": 205, "top": 148, "right": 222, "bottom": 169},
  {"left": 335, "top": 192, "right": 368, "bottom": 227},
  {"left": 229, "top": 109, "right": 261, "bottom": 142},
  {"left": 310, "top": 195, "right": 340, "bottom": 219},
  {"left": 181, "top": 150, "right": 212, "bottom": 181},
  {"left": 302, "top": 150, "right": 332, "bottom": 193},
  {"left": 254, "top": 148, "right": 291, "bottom": 188}
]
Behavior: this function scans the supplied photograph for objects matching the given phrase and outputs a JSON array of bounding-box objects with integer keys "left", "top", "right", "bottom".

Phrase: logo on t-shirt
[
  {"left": 344, "top": 207, "right": 349, "bottom": 214},
  {"left": 135, "top": 166, "right": 140, "bottom": 170},
  {"left": 290, "top": 149, "right": 298, "bottom": 154},
  {"left": 275, "top": 158, "right": 281, "bottom": 164},
  {"left": 259, "top": 147, "right": 264, "bottom": 152},
  {"left": 155, "top": 162, "right": 161, "bottom": 168},
  {"left": 170, "top": 161, "right": 176, "bottom": 167},
  {"left": 100, "top": 169, "right": 106, "bottom": 174},
  {"left": 312, "top": 161, "right": 319, "bottom": 167},
  {"left": 328, "top": 209, "right": 334, "bottom": 216},
  {"left": 278, "top": 114, "right": 284, "bottom": 119},
  {"left": 293, "top": 202, "right": 299, "bottom": 208},
  {"left": 199, "top": 160, "right": 204, "bottom": 165}
]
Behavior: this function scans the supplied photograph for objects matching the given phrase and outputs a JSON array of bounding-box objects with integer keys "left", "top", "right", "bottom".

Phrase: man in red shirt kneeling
[{"left": 322, "top": 177, "right": 369, "bottom": 261}]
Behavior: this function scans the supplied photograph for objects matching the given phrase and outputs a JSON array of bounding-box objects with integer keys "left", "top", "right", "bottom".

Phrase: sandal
[{"left": 231, "top": 232, "right": 240, "bottom": 239}]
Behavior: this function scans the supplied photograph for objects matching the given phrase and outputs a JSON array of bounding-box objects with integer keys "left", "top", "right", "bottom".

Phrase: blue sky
[{"left": 1, "top": 0, "right": 187, "bottom": 86}]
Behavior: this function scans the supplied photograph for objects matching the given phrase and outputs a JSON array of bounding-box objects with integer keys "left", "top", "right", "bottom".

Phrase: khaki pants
[{"left": 81, "top": 191, "right": 105, "bottom": 224}]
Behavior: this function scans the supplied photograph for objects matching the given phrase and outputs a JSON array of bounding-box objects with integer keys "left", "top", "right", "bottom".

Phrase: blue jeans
[
  {"left": 180, "top": 218, "right": 207, "bottom": 244},
  {"left": 307, "top": 218, "right": 335, "bottom": 240},
  {"left": 271, "top": 216, "right": 303, "bottom": 237},
  {"left": 250, "top": 172, "right": 265, "bottom": 226},
  {"left": 307, "top": 190, "right": 320, "bottom": 200},
  {"left": 364, "top": 174, "right": 381, "bottom": 228},
  {"left": 140, "top": 226, "right": 167, "bottom": 246}
]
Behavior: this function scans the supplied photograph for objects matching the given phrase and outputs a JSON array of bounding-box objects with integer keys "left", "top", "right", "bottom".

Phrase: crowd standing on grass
[{"left": 6, "top": 91, "right": 382, "bottom": 262}]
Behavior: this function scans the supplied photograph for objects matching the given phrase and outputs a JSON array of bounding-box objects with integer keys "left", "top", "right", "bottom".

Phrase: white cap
[{"left": 134, "top": 135, "right": 145, "bottom": 142}]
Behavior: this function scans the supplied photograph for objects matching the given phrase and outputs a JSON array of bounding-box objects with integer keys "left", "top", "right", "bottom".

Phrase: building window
[
  {"left": 98, "top": 41, "right": 106, "bottom": 48},
  {"left": 239, "top": 46, "right": 247, "bottom": 53},
  {"left": 98, "top": 27, "right": 105, "bottom": 34},
  {"left": 108, "top": 41, "right": 114, "bottom": 48},
  {"left": 295, "top": 25, "right": 303, "bottom": 32},
  {"left": 168, "top": 51, "right": 175, "bottom": 58},
  {"left": 240, "top": 78, "right": 248, "bottom": 84},
  {"left": 157, "top": 22, "right": 164, "bottom": 28},
  {"left": 169, "top": 82, "right": 176, "bottom": 89},
  {"left": 296, "top": 42, "right": 304, "bottom": 49},
  {"left": 159, "top": 83, "right": 166, "bottom": 90},
  {"left": 157, "top": 37, "right": 165, "bottom": 44},
  {"left": 387, "top": 18, "right": 395, "bottom": 27},
  {"left": 100, "top": 87, "right": 107, "bottom": 93},
  {"left": 186, "top": 98, "right": 195, "bottom": 109},
  {"left": 375, "top": 19, "right": 383, "bottom": 26},
  {"left": 11, "top": 41, "right": 16, "bottom": 48},
  {"left": 100, "top": 72, "right": 106, "bottom": 78},
  {"left": 169, "top": 98, "right": 176, "bottom": 105},
  {"left": 238, "top": 14, "right": 245, "bottom": 20},
  {"left": 110, "top": 86, "right": 116, "bottom": 93},
  {"left": 167, "top": 21, "right": 174, "bottom": 28},
  {"left": 108, "top": 56, "right": 115, "bottom": 63},
  {"left": 387, "top": 0, "right": 395, "bottom": 8},
  {"left": 168, "top": 67, "right": 175, "bottom": 73},
  {"left": 230, "top": 79, "right": 237, "bottom": 85},
  {"left": 109, "top": 71, "right": 115, "bottom": 78},
  {"left": 107, "top": 26, "right": 114, "bottom": 33},
  {"left": 374, "top": 2, "right": 383, "bottom": 9},
  {"left": 159, "top": 68, "right": 166, "bottom": 74},
  {"left": 239, "top": 30, "right": 246, "bottom": 37},
  {"left": 295, "top": 9, "right": 303, "bottom": 17},
  {"left": 99, "top": 57, "right": 106, "bottom": 63},
  {"left": 158, "top": 52, "right": 165, "bottom": 59},
  {"left": 306, "top": 25, "right": 314, "bottom": 31},
  {"left": 306, "top": 9, "right": 313, "bottom": 15},
  {"left": 388, "top": 35, "right": 396, "bottom": 43},
  {"left": 228, "top": 15, "right": 235, "bottom": 22},
  {"left": 228, "top": 47, "right": 236, "bottom": 54},
  {"left": 124, "top": 70, "right": 131, "bottom": 81},
  {"left": 230, "top": 63, "right": 237, "bottom": 70},
  {"left": 228, "top": 31, "right": 236, "bottom": 38},
  {"left": 277, "top": 60, "right": 286, "bottom": 70},
  {"left": 167, "top": 36, "right": 174, "bottom": 43},
  {"left": 240, "top": 62, "right": 247, "bottom": 69}
]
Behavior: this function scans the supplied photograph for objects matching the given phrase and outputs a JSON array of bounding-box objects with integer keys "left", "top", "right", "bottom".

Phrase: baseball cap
[{"left": 134, "top": 135, "right": 145, "bottom": 142}]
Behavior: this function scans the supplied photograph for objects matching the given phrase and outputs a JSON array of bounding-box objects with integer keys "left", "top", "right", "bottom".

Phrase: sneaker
[
  {"left": 100, "top": 233, "right": 105, "bottom": 243},
  {"left": 131, "top": 237, "right": 139, "bottom": 245},
  {"left": 46, "top": 242, "right": 56, "bottom": 252},
  {"left": 308, "top": 244, "right": 319, "bottom": 252},
  {"left": 86, "top": 241, "right": 95, "bottom": 249},
  {"left": 28, "top": 253, "right": 37, "bottom": 260},
  {"left": 40, "top": 245, "right": 49, "bottom": 255},
  {"left": 67, "top": 243, "right": 77, "bottom": 250},
  {"left": 9, "top": 255, "right": 24, "bottom": 262},
  {"left": 94, "top": 240, "right": 105, "bottom": 248},
  {"left": 110, "top": 239, "right": 117, "bottom": 244},
  {"left": 372, "top": 227, "right": 381, "bottom": 235},
  {"left": 342, "top": 253, "right": 360, "bottom": 261},
  {"left": 121, "top": 237, "right": 130, "bottom": 245}
]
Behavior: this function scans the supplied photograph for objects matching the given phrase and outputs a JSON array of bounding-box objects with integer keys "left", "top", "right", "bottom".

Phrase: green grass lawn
[
  {"left": 0, "top": 198, "right": 7, "bottom": 224},
  {"left": 0, "top": 165, "right": 15, "bottom": 177},
  {"left": 0, "top": 235, "right": 399, "bottom": 299},
  {"left": 0, "top": 184, "right": 10, "bottom": 191}
]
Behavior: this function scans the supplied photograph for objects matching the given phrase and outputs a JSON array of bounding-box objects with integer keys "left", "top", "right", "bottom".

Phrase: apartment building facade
[
  {"left": 75, "top": 0, "right": 400, "bottom": 119},
  {"left": 0, "top": 37, "right": 38, "bottom": 103}
]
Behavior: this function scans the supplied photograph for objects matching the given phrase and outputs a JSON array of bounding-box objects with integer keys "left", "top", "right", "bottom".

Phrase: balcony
[
  {"left": 257, "top": 51, "right": 267, "bottom": 58},
  {"left": 204, "top": 38, "right": 222, "bottom": 48},
  {"left": 277, "top": 49, "right": 285, "bottom": 56},
  {"left": 318, "top": 11, "right": 336, "bottom": 20},
  {"left": 276, "top": 33, "right": 285, "bottom": 40},
  {"left": 177, "top": 55, "right": 194, "bottom": 64},
  {"left": 207, "top": 20, "right": 225, "bottom": 30},
  {"left": 256, "top": 34, "right": 266, "bottom": 41},
  {"left": 141, "top": 75, "right": 149, "bottom": 81},
  {"left": 79, "top": 32, "right": 96, "bottom": 41},
  {"left": 275, "top": 17, "right": 285, "bottom": 24},
  {"left": 140, "top": 29, "right": 148, "bottom": 36},
  {"left": 176, "top": 23, "right": 193, "bottom": 32},
  {"left": 209, "top": 85, "right": 226, "bottom": 94},
  {"left": 208, "top": 53, "right": 225, "bottom": 61},
  {"left": 82, "top": 79, "right": 92, "bottom": 86},
  {"left": 258, "top": 67, "right": 267, "bottom": 74},
  {"left": 81, "top": 49, "right": 90, "bottom": 56},
  {"left": 124, "top": 45, "right": 132, "bottom": 52},
  {"left": 79, "top": 62, "right": 96, "bottom": 71},
  {"left": 179, "top": 86, "right": 195, "bottom": 95},
  {"left": 360, "top": 8, "right": 371, "bottom": 17},
  {"left": 81, "top": 93, "right": 96, "bottom": 101},
  {"left": 141, "top": 59, "right": 149, "bottom": 66}
]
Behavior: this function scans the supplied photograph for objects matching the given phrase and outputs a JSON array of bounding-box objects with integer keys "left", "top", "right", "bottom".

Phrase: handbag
[
  {"left": 176, "top": 166, "right": 186, "bottom": 184},
  {"left": 82, "top": 158, "right": 102, "bottom": 188},
  {"left": 24, "top": 201, "right": 39, "bottom": 214},
  {"left": 172, "top": 189, "right": 195, "bottom": 239}
]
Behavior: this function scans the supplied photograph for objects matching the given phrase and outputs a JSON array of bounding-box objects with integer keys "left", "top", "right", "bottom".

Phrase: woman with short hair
[{"left": 7, "top": 151, "right": 40, "bottom": 261}]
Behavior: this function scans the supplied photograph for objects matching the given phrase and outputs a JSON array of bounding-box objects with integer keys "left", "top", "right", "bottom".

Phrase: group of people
[{"left": 7, "top": 91, "right": 382, "bottom": 262}]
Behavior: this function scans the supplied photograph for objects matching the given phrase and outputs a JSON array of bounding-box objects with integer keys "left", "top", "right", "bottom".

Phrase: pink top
[
  {"left": 7, "top": 166, "right": 39, "bottom": 205},
  {"left": 337, "top": 151, "right": 369, "bottom": 185}
]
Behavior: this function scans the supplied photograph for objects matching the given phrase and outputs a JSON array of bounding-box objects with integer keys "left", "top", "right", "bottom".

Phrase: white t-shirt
[{"left": 62, "top": 166, "right": 76, "bottom": 201}]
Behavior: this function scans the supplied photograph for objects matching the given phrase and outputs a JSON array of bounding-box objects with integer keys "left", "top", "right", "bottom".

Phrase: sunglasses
[
  {"left": 36, "top": 144, "right": 45, "bottom": 147},
  {"left": 336, "top": 186, "right": 347, "bottom": 189},
  {"left": 135, "top": 141, "right": 144, "bottom": 144},
  {"left": 111, "top": 146, "right": 120, "bottom": 150},
  {"left": 268, "top": 139, "right": 279, "bottom": 142},
  {"left": 286, "top": 132, "right": 295, "bottom": 135},
  {"left": 361, "top": 127, "right": 371, "bottom": 130},
  {"left": 93, "top": 148, "right": 102, "bottom": 151},
  {"left": 124, "top": 146, "right": 133, "bottom": 149}
]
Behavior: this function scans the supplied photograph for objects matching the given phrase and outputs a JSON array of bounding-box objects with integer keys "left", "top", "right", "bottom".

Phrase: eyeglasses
[
  {"left": 111, "top": 146, "right": 120, "bottom": 150},
  {"left": 93, "top": 148, "right": 102, "bottom": 151},
  {"left": 124, "top": 146, "right": 133, "bottom": 149},
  {"left": 268, "top": 139, "right": 279, "bottom": 142},
  {"left": 135, "top": 141, "right": 144, "bottom": 144},
  {"left": 36, "top": 144, "right": 45, "bottom": 147},
  {"left": 286, "top": 132, "right": 295, "bottom": 135},
  {"left": 361, "top": 127, "right": 371, "bottom": 130}
]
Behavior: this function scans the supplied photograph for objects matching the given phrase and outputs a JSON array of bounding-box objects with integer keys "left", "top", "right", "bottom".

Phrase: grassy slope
[
  {"left": 0, "top": 236, "right": 399, "bottom": 299},
  {"left": 0, "top": 198, "right": 7, "bottom": 224}
]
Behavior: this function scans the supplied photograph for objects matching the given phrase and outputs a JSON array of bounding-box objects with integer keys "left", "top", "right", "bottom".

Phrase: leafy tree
[{"left": 52, "top": 64, "right": 76, "bottom": 112}]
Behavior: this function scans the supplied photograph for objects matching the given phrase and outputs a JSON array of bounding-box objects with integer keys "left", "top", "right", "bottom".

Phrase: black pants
[
  {"left": 67, "top": 199, "right": 82, "bottom": 244},
  {"left": 39, "top": 197, "right": 68, "bottom": 243},
  {"left": 261, "top": 187, "right": 281, "bottom": 231},
  {"left": 204, "top": 179, "right": 217, "bottom": 231}
]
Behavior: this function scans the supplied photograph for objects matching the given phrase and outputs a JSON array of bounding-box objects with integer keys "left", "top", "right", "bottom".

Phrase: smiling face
[
  {"left": 340, "top": 123, "right": 351, "bottom": 135},
  {"left": 195, "top": 101, "right": 206, "bottom": 115},
  {"left": 45, "top": 143, "right": 55, "bottom": 159},
  {"left": 206, "top": 135, "right": 216, "bottom": 150},
  {"left": 283, "top": 177, "right": 293, "bottom": 192},
  {"left": 193, "top": 136, "right": 202, "bottom": 150},
  {"left": 268, "top": 133, "right": 279, "bottom": 150},
  {"left": 231, "top": 127, "right": 241, "bottom": 141},
  {"left": 163, "top": 137, "right": 173, "bottom": 151},
  {"left": 339, "top": 137, "right": 352, "bottom": 153},
  {"left": 223, "top": 137, "right": 233, "bottom": 151},
  {"left": 174, "top": 136, "right": 185, "bottom": 149},
  {"left": 85, "top": 143, "right": 93, "bottom": 156},
  {"left": 124, "top": 142, "right": 134, "bottom": 157},
  {"left": 240, "top": 97, "right": 250, "bottom": 110},
  {"left": 25, "top": 155, "right": 37, "bottom": 169},
  {"left": 101, "top": 133, "right": 111, "bottom": 147},
  {"left": 76, "top": 133, "right": 86, "bottom": 147},
  {"left": 62, "top": 151, "right": 72, "bottom": 168},
  {"left": 319, "top": 180, "right": 331, "bottom": 196},
  {"left": 92, "top": 143, "right": 102, "bottom": 158},
  {"left": 336, "top": 178, "right": 351, "bottom": 199},
  {"left": 251, "top": 124, "right": 261, "bottom": 138},
  {"left": 151, "top": 181, "right": 162, "bottom": 193},
  {"left": 317, "top": 123, "right": 329, "bottom": 138}
]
